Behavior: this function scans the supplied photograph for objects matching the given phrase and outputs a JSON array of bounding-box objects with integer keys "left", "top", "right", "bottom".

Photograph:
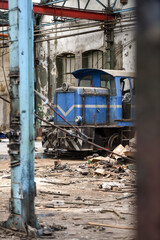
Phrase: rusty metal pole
[{"left": 137, "top": 0, "right": 160, "bottom": 239}]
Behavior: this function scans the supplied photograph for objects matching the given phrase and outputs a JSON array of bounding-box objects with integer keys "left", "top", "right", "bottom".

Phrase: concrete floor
[{"left": 0, "top": 141, "right": 136, "bottom": 240}]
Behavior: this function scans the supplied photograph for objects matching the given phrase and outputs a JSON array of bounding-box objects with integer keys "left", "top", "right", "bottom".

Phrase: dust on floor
[{"left": 0, "top": 157, "right": 136, "bottom": 240}]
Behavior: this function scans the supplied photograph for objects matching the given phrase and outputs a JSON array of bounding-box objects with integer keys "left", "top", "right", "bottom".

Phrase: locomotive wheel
[{"left": 108, "top": 133, "right": 121, "bottom": 150}]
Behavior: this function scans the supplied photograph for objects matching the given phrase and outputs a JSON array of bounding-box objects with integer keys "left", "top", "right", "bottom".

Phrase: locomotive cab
[
  {"left": 42, "top": 68, "right": 135, "bottom": 154},
  {"left": 73, "top": 68, "right": 135, "bottom": 124}
]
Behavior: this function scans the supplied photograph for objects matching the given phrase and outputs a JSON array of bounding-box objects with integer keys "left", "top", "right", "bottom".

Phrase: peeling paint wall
[{"left": 114, "top": 13, "right": 136, "bottom": 71}]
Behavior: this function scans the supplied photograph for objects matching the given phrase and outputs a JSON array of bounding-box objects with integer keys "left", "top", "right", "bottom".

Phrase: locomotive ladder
[{"left": 121, "top": 127, "right": 133, "bottom": 146}]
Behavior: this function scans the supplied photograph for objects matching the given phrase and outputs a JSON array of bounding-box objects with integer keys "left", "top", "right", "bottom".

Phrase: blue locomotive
[{"left": 42, "top": 68, "right": 135, "bottom": 155}]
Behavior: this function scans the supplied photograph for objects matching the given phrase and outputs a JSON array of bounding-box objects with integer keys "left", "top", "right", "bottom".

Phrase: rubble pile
[
  {"left": 35, "top": 142, "right": 136, "bottom": 192},
  {"left": 84, "top": 142, "right": 136, "bottom": 178}
]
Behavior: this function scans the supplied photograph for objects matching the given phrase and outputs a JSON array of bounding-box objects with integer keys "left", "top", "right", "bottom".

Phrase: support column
[{"left": 6, "top": 0, "right": 38, "bottom": 231}]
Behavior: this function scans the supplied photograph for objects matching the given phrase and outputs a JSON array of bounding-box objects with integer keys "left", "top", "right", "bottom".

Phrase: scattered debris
[
  {"left": 100, "top": 182, "right": 125, "bottom": 191},
  {"left": 42, "top": 227, "right": 53, "bottom": 236},
  {"left": 28, "top": 225, "right": 37, "bottom": 238},
  {"left": 1, "top": 175, "right": 10, "bottom": 179},
  {"left": 28, "top": 223, "right": 67, "bottom": 238},
  {"left": 87, "top": 222, "right": 136, "bottom": 230},
  {"left": 53, "top": 160, "right": 70, "bottom": 171},
  {"left": 64, "top": 201, "right": 99, "bottom": 206},
  {"left": 39, "top": 190, "right": 70, "bottom": 196},
  {"left": 110, "top": 144, "right": 126, "bottom": 160},
  {"left": 44, "top": 200, "right": 65, "bottom": 208},
  {"left": 50, "top": 223, "right": 67, "bottom": 231},
  {"left": 116, "top": 193, "right": 135, "bottom": 201},
  {"left": 86, "top": 155, "right": 117, "bottom": 165},
  {"left": 94, "top": 168, "right": 106, "bottom": 176},
  {"left": 124, "top": 145, "right": 136, "bottom": 158},
  {"left": 75, "top": 196, "right": 82, "bottom": 201},
  {"left": 100, "top": 209, "right": 125, "bottom": 219},
  {"left": 129, "top": 136, "right": 136, "bottom": 148},
  {"left": 127, "top": 164, "right": 136, "bottom": 171},
  {"left": 41, "top": 180, "right": 72, "bottom": 185},
  {"left": 37, "top": 213, "right": 55, "bottom": 218},
  {"left": 0, "top": 141, "right": 136, "bottom": 239},
  {"left": 77, "top": 168, "right": 89, "bottom": 176}
]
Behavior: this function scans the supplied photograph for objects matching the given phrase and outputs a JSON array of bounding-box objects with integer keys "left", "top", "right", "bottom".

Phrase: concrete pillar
[{"left": 7, "top": 0, "right": 38, "bottom": 231}]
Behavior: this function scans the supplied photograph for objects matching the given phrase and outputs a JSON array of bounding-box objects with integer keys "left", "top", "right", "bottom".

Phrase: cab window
[
  {"left": 120, "top": 77, "right": 132, "bottom": 119},
  {"left": 79, "top": 75, "right": 92, "bottom": 87},
  {"left": 121, "top": 78, "right": 135, "bottom": 95},
  {"left": 101, "top": 74, "right": 116, "bottom": 95},
  {"left": 121, "top": 78, "right": 130, "bottom": 93}
]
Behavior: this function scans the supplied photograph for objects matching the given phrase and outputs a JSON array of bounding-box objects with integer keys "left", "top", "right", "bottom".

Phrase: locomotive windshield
[
  {"left": 79, "top": 72, "right": 116, "bottom": 95},
  {"left": 79, "top": 75, "right": 92, "bottom": 87},
  {"left": 100, "top": 74, "right": 116, "bottom": 95}
]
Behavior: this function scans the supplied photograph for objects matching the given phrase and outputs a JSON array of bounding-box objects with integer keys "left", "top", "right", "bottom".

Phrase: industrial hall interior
[{"left": 0, "top": 0, "right": 137, "bottom": 239}]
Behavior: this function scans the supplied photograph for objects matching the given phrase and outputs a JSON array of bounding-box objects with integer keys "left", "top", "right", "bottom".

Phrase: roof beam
[{"left": 0, "top": 1, "right": 113, "bottom": 21}]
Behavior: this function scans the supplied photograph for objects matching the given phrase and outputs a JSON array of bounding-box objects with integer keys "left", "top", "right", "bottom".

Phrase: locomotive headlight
[
  {"left": 75, "top": 116, "right": 82, "bottom": 124},
  {"left": 62, "top": 82, "right": 70, "bottom": 91}
]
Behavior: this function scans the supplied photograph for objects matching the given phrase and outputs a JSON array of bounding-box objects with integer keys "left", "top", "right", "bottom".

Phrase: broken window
[
  {"left": 82, "top": 50, "right": 105, "bottom": 69},
  {"left": 56, "top": 53, "right": 75, "bottom": 88}
]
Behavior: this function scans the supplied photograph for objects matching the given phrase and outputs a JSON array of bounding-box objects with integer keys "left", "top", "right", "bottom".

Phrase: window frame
[
  {"left": 82, "top": 50, "right": 104, "bottom": 69},
  {"left": 79, "top": 75, "right": 93, "bottom": 87},
  {"left": 56, "top": 53, "right": 75, "bottom": 88},
  {"left": 100, "top": 74, "right": 116, "bottom": 96}
]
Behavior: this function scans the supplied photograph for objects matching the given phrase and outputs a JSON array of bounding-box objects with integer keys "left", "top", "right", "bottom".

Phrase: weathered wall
[
  {"left": 114, "top": 28, "right": 136, "bottom": 71},
  {"left": 113, "top": 0, "right": 136, "bottom": 71}
]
